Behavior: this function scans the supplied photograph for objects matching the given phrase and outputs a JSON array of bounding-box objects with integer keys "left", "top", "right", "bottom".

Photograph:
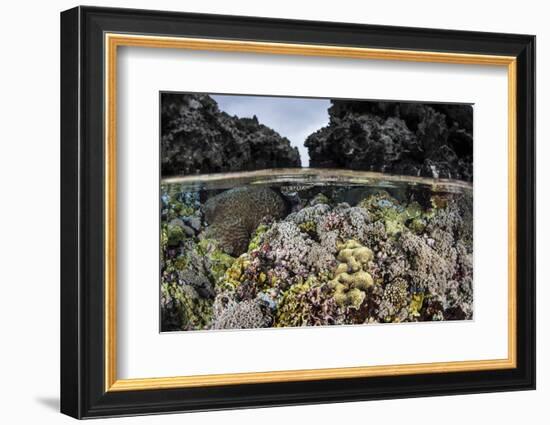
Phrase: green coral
[
  {"left": 210, "top": 250, "right": 234, "bottom": 283},
  {"left": 160, "top": 281, "right": 212, "bottom": 330},
  {"left": 166, "top": 222, "right": 186, "bottom": 246},
  {"left": 275, "top": 281, "right": 312, "bottom": 327},
  {"left": 359, "top": 193, "right": 430, "bottom": 236},
  {"left": 161, "top": 183, "right": 199, "bottom": 221},
  {"left": 219, "top": 253, "right": 252, "bottom": 290},
  {"left": 173, "top": 255, "right": 188, "bottom": 270},
  {"left": 409, "top": 293, "right": 424, "bottom": 318},
  {"left": 197, "top": 238, "right": 235, "bottom": 283},
  {"left": 298, "top": 220, "right": 317, "bottom": 235},
  {"left": 172, "top": 201, "right": 196, "bottom": 218},
  {"left": 408, "top": 217, "right": 427, "bottom": 234},
  {"left": 247, "top": 224, "right": 268, "bottom": 251},
  {"left": 359, "top": 192, "right": 405, "bottom": 236},
  {"left": 275, "top": 277, "right": 342, "bottom": 327},
  {"left": 160, "top": 226, "right": 168, "bottom": 252}
]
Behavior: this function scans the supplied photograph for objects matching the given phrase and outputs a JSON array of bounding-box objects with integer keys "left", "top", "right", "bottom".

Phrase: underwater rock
[
  {"left": 185, "top": 216, "right": 202, "bottom": 232},
  {"left": 203, "top": 187, "right": 288, "bottom": 256},
  {"left": 161, "top": 93, "right": 301, "bottom": 176},
  {"left": 305, "top": 100, "right": 473, "bottom": 182}
]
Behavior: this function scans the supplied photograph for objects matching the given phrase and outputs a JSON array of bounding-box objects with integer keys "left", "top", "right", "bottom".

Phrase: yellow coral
[
  {"left": 347, "top": 288, "right": 366, "bottom": 309},
  {"left": 334, "top": 262, "right": 348, "bottom": 275},
  {"left": 298, "top": 220, "right": 317, "bottom": 234},
  {"left": 331, "top": 282, "right": 367, "bottom": 309},
  {"left": 409, "top": 293, "right": 424, "bottom": 317},
  {"left": 333, "top": 288, "right": 348, "bottom": 306},
  {"left": 330, "top": 239, "right": 376, "bottom": 309},
  {"left": 351, "top": 271, "right": 374, "bottom": 290},
  {"left": 221, "top": 254, "right": 251, "bottom": 288},
  {"left": 354, "top": 247, "right": 374, "bottom": 264}
]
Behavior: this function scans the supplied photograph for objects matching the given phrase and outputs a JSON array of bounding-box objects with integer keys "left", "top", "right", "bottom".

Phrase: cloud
[{"left": 212, "top": 94, "right": 330, "bottom": 167}]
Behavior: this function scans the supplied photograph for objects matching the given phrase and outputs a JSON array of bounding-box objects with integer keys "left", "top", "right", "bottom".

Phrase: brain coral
[{"left": 203, "top": 187, "right": 288, "bottom": 256}]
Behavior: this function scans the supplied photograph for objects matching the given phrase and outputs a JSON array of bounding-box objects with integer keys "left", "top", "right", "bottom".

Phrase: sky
[{"left": 211, "top": 94, "right": 331, "bottom": 167}]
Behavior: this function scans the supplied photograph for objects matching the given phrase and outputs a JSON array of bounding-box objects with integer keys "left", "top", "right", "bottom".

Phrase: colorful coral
[
  {"left": 160, "top": 182, "right": 473, "bottom": 331},
  {"left": 275, "top": 278, "right": 343, "bottom": 327},
  {"left": 161, "top": 281, "right": 213, "bottom": 331}
]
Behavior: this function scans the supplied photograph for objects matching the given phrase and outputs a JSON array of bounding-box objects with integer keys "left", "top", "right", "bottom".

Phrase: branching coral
[{"left": 212, "top": 293, "right": 273, "bottom": 329}]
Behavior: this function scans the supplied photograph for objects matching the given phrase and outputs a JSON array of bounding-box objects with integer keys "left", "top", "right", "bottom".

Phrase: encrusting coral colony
[{"left": 160, "top": 94, "right": 474, "bottom": 332}]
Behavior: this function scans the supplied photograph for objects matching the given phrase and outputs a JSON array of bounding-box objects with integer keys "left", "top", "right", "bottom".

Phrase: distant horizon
[{"left": 212, "top": 94, "right": 330, "bottom": 167}]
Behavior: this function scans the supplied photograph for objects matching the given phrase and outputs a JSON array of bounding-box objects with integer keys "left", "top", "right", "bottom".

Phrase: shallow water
[
  {"left": 160, "top": 169, "right": 473, "bottom": 332},
  {"left": 162, "top": 168, "right": 472, "bottom": 193}
]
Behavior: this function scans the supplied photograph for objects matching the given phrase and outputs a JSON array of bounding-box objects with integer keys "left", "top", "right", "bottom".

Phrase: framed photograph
[{"left": 60, "top": 6, "right": 536, "bottom": 419}]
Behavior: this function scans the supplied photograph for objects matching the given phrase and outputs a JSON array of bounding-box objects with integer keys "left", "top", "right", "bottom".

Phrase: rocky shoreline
[{"left": 162, "top": 94, "right": 473, "bottom": 182}]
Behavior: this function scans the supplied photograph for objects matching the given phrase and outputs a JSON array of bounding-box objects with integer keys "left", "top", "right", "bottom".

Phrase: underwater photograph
[{"left": 160, "top": 92, "right": 473, "bottom": 332}]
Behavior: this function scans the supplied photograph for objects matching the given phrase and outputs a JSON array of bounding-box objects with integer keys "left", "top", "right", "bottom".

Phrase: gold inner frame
[{"left": 104, "top": 33, "right": 517, "bottom": 392}]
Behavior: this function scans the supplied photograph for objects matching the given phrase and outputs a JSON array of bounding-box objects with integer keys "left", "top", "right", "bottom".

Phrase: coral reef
[
  {"left": 378, "top": 278, "right": 410, "bottom": 322},
  {"left": 305, "top": 100, "right": 473, "bottom": 181},
  {"left": 275, "top": 279, "right": 344, "bottom": 327},
  {"left": 161, "top": 281, "right": 213, "bottom": 331},
  {"left": 158, "top": 94, "right": 474, "bottom": 332},
  {"left": 161, "top": 93, "right": 301, "bottom": 176},
  {"left": 160, "top": 181, "right": 473, "bottom": 331}
]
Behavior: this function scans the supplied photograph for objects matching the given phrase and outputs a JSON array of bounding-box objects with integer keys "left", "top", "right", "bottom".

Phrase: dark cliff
[
  {"left": 161, "top": 93, "right": 301, "bottom": 176},
  {"left": 305, "top": 100, "right": 473, "bottom": 181}
]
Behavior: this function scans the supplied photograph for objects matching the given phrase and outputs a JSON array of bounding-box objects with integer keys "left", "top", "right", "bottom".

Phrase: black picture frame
[{"left": 61, "top": 5, "right": 536, "bottom": 419}]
